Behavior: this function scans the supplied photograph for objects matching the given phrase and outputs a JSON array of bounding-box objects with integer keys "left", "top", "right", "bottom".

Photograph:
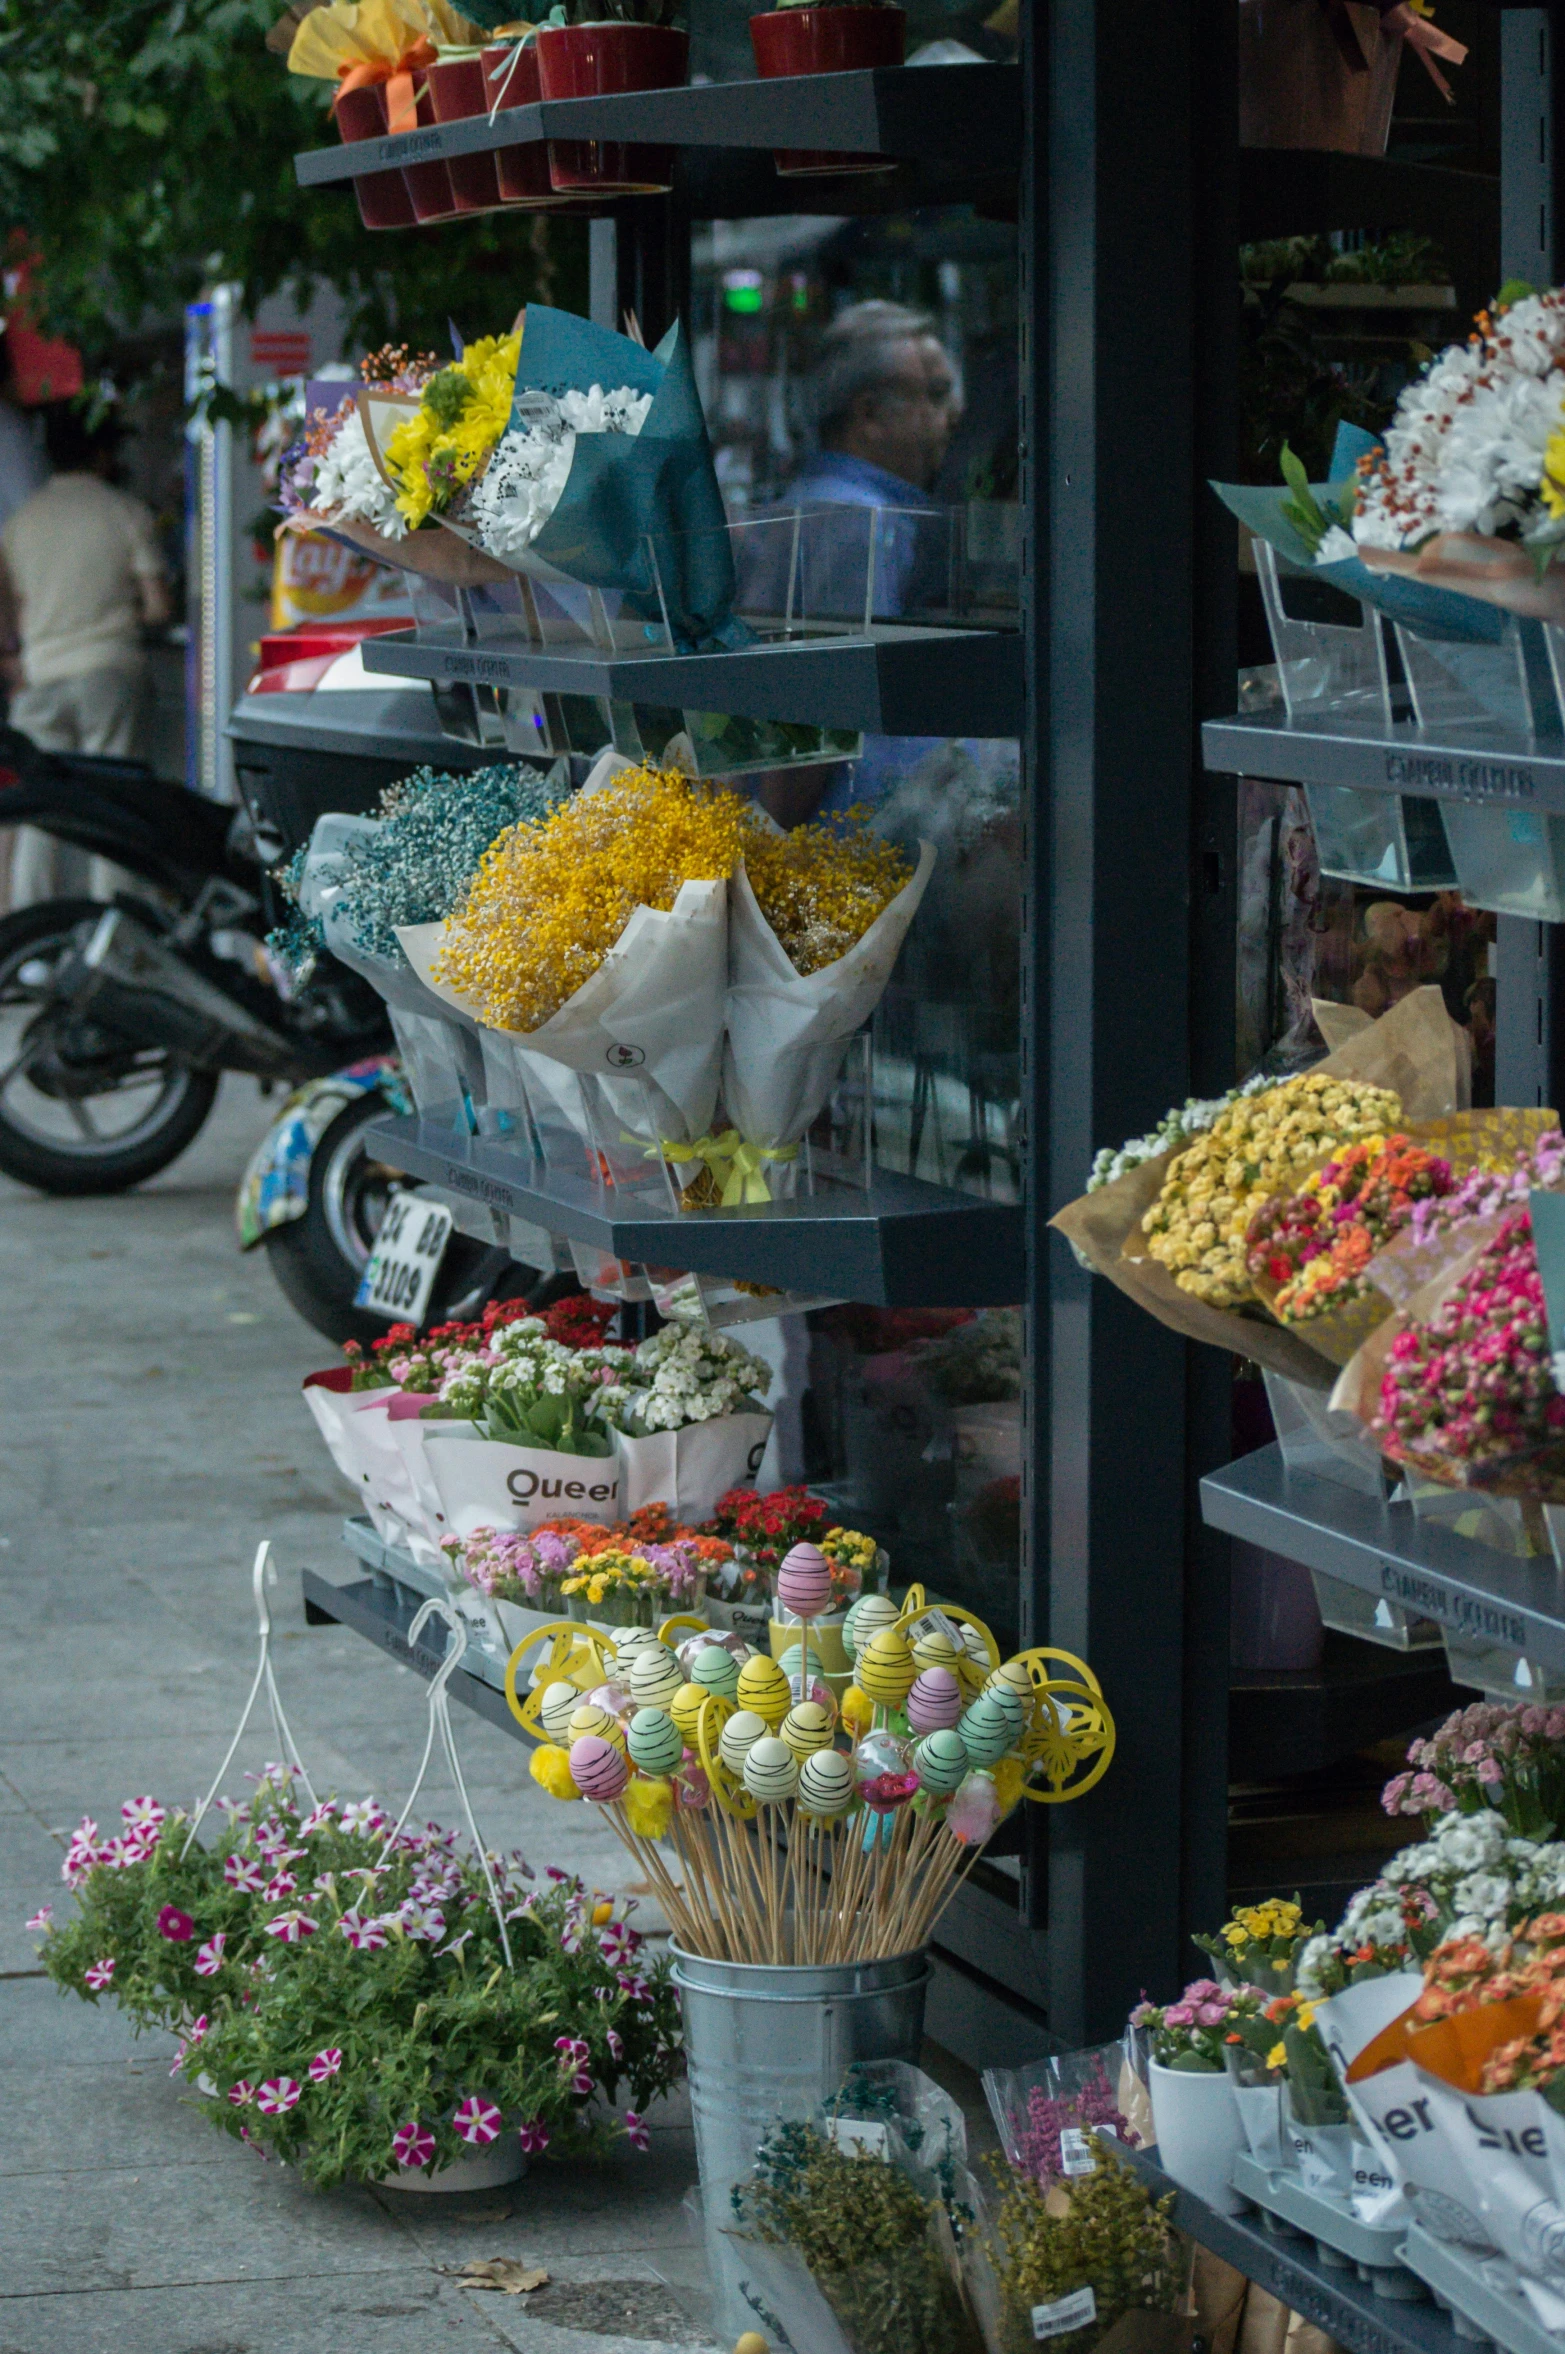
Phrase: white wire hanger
[{"left": 182, "top": 1541, "right": 318, "bottom": 1859}]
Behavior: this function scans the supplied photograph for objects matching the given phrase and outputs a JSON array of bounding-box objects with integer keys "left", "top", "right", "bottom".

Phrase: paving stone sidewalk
[{"left": 0, "top": 1080, "right": 722, "bottom": 2354}]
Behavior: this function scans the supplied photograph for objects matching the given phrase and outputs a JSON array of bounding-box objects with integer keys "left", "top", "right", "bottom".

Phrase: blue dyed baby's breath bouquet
[{"left": 340, "top": 762, "right": 564, "bottom": 966}]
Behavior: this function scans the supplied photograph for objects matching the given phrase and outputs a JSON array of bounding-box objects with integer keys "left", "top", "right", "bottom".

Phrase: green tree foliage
[{"left": 0, "top": 0, "right": 585, "bottom": 364}]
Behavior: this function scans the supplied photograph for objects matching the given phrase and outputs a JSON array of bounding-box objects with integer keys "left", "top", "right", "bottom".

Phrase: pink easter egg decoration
[
  {"left": 777, "top": 1542, "right": 833, "bottom": 1618},
  {"left": 569, "top": 1735, "right": 629, "bottom": 1804},
  {"left": 586, "top": 1682, "right": 631, "bottom": 1720},
  {"left": 906, "top": 1666, "right": 963, "bottom": 1735}
]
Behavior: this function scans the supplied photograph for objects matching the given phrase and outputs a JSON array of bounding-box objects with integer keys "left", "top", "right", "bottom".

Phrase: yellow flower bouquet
[
  {"left": 399, "top": 761, "right": 747, "bottom": 1164},
  {"left": 722, "top": 808, "right": 937, "bottom": 1170}
]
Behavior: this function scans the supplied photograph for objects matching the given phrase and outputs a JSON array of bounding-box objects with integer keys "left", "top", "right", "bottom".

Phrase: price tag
[
  {"left": 826, "top": 2117, "right": 889, "bottom": 2159},
  {"left": 1059, "top": 2129, "right": 1097, "bottom": 2178},
  {"left": 355, "top": 1196, "right": 453, "bottom": 1327},
  {"left": 1032, "top": 2287, "right": 1097, "bottom": 2341}
]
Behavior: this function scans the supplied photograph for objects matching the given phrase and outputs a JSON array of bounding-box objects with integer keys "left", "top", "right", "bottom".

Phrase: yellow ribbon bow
[{"left": 634, "top": 1130, "right": 799, "bottom": 1207}]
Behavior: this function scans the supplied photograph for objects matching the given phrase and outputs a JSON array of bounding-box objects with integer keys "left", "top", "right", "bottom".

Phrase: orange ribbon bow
[{"left": 335, "top": 34, "right": 437, "bottom": 135}]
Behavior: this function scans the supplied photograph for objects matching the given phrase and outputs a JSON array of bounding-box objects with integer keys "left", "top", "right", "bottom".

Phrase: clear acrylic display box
[
  {"left": 1254, "top": 540, "right": 1390, "bottom": 722},
  {"left": 1263, "top": 1368, "right": 1392, "bottom": 1499},
  {"left": 1404, "top": 1470, "right": 1549, "bottom": 1557},
  {"left": 1303, "top": 780, "right": 1457, "bottom": 889},
  {"left": 606, "top": 699, "right": 862, "bottom": 778},
  {"left": 1309, "top": 1568, "right": 1444, "bottom": 1652},
  {"left": 1394, "top": 614, "right": 1558, "bottom": 737},
  {"left": 1439, "top": 801, "right": 1565, "bottom": 922},
  {"left": 385, "top": 1005, "right": 484, "bottom": 1127},
  {"left": 1442, "top": 1632, "right": 1565, "bottom": 1703}
]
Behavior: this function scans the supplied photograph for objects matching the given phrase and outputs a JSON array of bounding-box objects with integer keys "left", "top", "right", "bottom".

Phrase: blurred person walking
[{"left": 0, "top": 401, "right": 170, "bottom": 904}]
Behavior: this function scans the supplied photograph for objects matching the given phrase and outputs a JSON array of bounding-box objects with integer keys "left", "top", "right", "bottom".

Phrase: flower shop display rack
[{"left": 283, "top": 0, "right": 1565, "bottom": 2114}]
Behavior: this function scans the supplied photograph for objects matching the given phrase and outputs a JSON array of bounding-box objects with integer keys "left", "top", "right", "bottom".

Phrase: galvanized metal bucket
[{"left": 672, "top": 1945, "right": 929, "bottom": 2341}]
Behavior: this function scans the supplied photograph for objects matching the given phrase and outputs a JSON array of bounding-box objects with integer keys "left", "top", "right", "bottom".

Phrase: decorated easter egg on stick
[
  {"left": 627, "top": 1646, "right": 684, "bottom": 1712},
  {"left": 612, "top": 1626, "right": 661, "bottom": 1663},
  {"left": 568, "top": 1701, "right": 625, "bottom": 1751},
  {"left": 910, "top": 1625, "right": 964, "bottom": 1678},
  {"left": 718, "top": 1709, "right": 769, "bottom": 1777},
  {"left": 948, "top": 1768, "right": 1000, "bottom": 1845},
  {"left": 780, "top": 1701, "right": 836, "bottom": 1762},
  {"left": 856, "top": 1626, "right": 916, "bottom": 1710},
  {"left": 626, "top": 1707, "right": 683, "bottom": 1776},
  {"left": 913, "top": 1728, "right": 969, "bottom": 1796},
  {"left": 958, "top": 1692, "right": 1013, "bottom": 1767},
  {"left": 797, "top": 1748, "right": 855, "bottom": 1819},
  {"left": 670, "top": 1682, "right": 708, "bottom": 1746},
  {"left": 569, "top": 1734, "right": 629, "bottom": 1802},
  {"left": 980, "top": 1672, "right": 1028, "bottom": 1744},
  {"left": 777, "top": 1541, "right": 833, "bottom": 1620},
  {"left": 843, "top": 1592, "right": 900, "bottom": 1658},
  {"left": 906, "top": 1666, "right": 963, "bottom": 1734},
  {"left": 539, "top": 1681, "right": 579, "bottom": 1741},
  {"left": 743, "top": 1736, "right": 799, "bottom": 1804},
  {"left": 736, "top": 1653, "right": 791, "bottom": 1728},
  {"left": 690, "top": 1645, "right": 740, "bottom": 1703}
]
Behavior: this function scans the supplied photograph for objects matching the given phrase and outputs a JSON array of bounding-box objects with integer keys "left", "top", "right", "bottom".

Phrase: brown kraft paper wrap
[{"left": 1049, "top": 988, "right": 1470, "bottom": 1386}]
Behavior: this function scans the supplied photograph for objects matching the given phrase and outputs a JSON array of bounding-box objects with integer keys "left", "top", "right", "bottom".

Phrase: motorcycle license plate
[{"left": 355, "top": 1196, "right": 453, "bottom": 1327}]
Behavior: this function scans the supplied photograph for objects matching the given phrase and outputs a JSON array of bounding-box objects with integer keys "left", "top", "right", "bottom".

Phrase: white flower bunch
[
  {"left": 1087, "top": 1072, "right": 1274, "bottom": 1191},
  {"left": 468, "top": 383, "right": 653, "bottom": 561},
  {"left": 309, "top": 407, "right": 408, "bottom": 542},
  {"left": 604, "top": 1324, "right": 773, "bottom": 1436},
  {"left": 1350, "top": 287, "right": 1565, "bottom": 555}
]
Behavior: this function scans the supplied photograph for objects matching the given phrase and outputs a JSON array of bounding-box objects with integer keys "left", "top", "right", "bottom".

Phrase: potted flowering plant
[
  {"left": 425, "top": 1317, "right": 636, "bottom": 1540},
  {"left": 1129, "top": 1980, "right": 1258, "bottom": 2212},
  {"left": 480, "top": 33, "right": 556, "bottom": 204},
  {"left": 34, "top": 1770, "right": 682, "bottom": 2191},
  {"left": 749, "top": 0, "right": 906, "bottom": 178},
  {"left": 1193, "top": 1896, "right": 1321, "bottom": 1997},
  {"left": 442, "top": 1523, "right": 584, "bottom": 1650},
  {"left": 1382, "top": 1700, "right": 1565, "bottom": 1842},
  {"left": 596, "top": 1324, "right": 774, "bottom": 1523},
  {"left": 558, "top": 1536, "right": 707, "bottom": 1627},
  {"left": 534, "top": 0, "right": 690, "bottom": 198}
]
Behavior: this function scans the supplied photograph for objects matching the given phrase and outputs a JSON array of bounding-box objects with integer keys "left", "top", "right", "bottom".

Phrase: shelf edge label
[{"left": 1378, "top": 1560, "right": 1527, "bottom": 1650}]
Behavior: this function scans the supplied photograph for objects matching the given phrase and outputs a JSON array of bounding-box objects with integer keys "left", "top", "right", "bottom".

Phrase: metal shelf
[
  {"left": 1202, "top": 709, "right": 1562, "bottom": 813},
  {"left": 365, "top": 1113, "right": 1022, "bottom": 1307},
  {"left": 360, "top": 622, "right": 1020, "bottom": 738},
  {"left": 293, "top": 62, "right": 1020, "bottom": 185},
  {"left": 1202, "top": 1443, "right": 1565, "bottom": 1673},
  {"left": 1118, "top": 2147, "right": 1462, "bottom": 2354},
  {"left": 303, "top": 1564, "right": 524, "bottom": 1738}
]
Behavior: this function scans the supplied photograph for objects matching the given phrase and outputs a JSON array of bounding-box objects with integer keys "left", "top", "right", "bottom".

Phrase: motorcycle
[{"left": 0, "top": 726, "right": 531, "bottom": 1340}]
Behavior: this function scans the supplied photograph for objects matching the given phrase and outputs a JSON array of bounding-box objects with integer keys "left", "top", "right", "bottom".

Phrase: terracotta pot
[
  {"left": 333, "top": 83, "right": 417, "bottom": 231},
  {"left": 1238, "top": 0, "right": 1399, "bottom": 155},
  {"left": 400, "top": 80, "right": 462, "bottom": 224},
  {"left": 426, "top": 55, "right": 502, "bottom": 212},
  {"left": 536, "top": 22, "right": 689, "bottom": 196},
  {"left": 481, "top": 41, "right": 556, "bottom": 204},
  {"left": 750, "top": 5, "right": 904, "bottom": 175}
]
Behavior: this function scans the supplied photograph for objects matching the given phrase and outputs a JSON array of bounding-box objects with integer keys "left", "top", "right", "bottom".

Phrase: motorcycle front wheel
[
  {"left": 262, "top": 1087, "right": 542, "bottom": 1346},
  {"left": 0, "top": 898, "right": 220, "bottom": 1196}
]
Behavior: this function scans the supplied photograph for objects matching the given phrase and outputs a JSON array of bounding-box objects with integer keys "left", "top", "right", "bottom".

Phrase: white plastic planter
[
  {"left": 424, "top": 1431, "right": 624, "bottom": 1540},
  {"left": 377, "top": 2138, "right": 527, "bottom": 2192},
  {"left": 1148, "top": 2060, "right": 1245, "bottom": 2214},
  {"left": 615, "top": 1413, "right": 774, "bottom": 1521}
]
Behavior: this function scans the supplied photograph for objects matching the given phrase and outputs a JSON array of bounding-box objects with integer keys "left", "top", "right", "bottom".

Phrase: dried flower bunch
[
  {"left": 1244, "top": 1134, "right": 1453, "bottom": 1326},
  {"left": 733, "top": 2118, "right": 986, "bottom": 2354},
  {"left": 1142, "top": 1073, "right": 1404, "bottom": 1307},
  {"left": 986, "top": 2143, "right": 1181, "bottom": 2354},
  {"left": 384, "top": 330, "right": 522, "bottom": 529},
  {"left": 339, "top": 763, "right": 565, "bottom": 964},
  {"left": 1376, "top": 1207, "right": 1565, "bottom": 1473},
  {"left": 1009, "top": 2051, "right": 1131, "bottom": 2193},
  {"left": 435, "top": 764, "right": 749, "bottom": 1032},
  {"left": 743, "top": 807, "right": 912, "bottom": 976}
]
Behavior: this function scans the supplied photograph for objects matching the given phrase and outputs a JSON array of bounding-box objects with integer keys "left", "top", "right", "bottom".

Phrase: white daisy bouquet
[{"left": 1214, "top": 287, "right": 1565, "bottom": 632}]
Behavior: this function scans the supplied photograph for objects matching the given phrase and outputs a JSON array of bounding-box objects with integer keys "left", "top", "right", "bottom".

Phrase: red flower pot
[
  {"left": 750, "top": 6, "right": 905, "bottom": 176},
  {"left": 400, "top": 80, "right": 462, "bottom": 224},
  {"left": 334, "top": 83, "right": 416, "bottom": 231},
  {"left": 426, "top": 56, "right": 502, "bottom": 213},
  {"left": 536, "top": 22, "right": 689, "bottom": 197},
  {"left": 481, "top": 41, "right": 555, "bottom": 204}
]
